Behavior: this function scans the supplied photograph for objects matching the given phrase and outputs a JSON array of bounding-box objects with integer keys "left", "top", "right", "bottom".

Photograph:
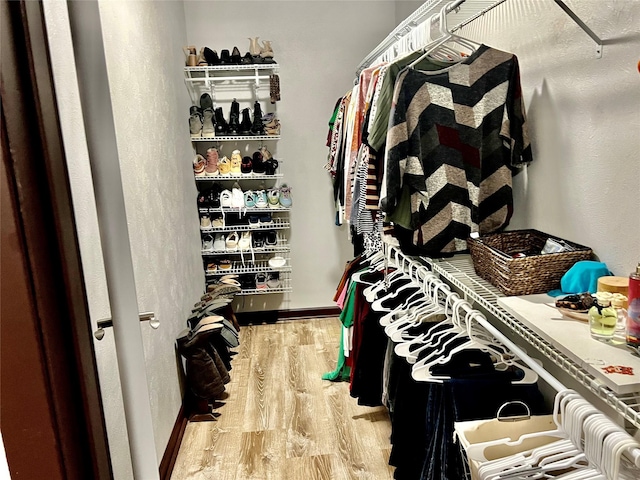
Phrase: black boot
[
  {"left": 250, "top": 101, "right": 265, "bottom": 136},
  {"left": 239, "top": 108, "right": 252, "bottom": 135},
  {"left": 214, "top": 107, "right": 228, "bottom": 136},
  {"left": 228, "top": 99, "right": 240, "bottom": 135}
]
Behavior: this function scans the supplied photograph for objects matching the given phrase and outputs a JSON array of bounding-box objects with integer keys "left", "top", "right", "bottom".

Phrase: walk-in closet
[{"left": 2, "top": 1, "right": 639, "bottom": 479}]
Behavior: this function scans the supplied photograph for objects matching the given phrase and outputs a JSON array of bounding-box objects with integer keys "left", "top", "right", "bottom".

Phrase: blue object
[{"left": 548, "top": 260, "right": 612, "bottom": 297}]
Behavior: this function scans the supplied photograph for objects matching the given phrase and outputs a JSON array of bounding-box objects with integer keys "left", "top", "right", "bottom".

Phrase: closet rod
[{"left": 386, "top": 246, "right": 640, "bottom": 468}]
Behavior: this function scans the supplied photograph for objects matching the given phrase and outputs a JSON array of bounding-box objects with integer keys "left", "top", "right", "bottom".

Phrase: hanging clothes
[{"left": 382, "top": 44, "right": 532, "bottom": 255}]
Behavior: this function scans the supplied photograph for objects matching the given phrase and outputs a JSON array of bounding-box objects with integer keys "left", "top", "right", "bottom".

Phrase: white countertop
[{"left": 497, "top": 294, "right": 640, "bottom": 395}]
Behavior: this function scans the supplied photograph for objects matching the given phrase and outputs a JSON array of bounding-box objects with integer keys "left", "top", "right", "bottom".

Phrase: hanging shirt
[{"left": 382, "top": 45, "right": 532, "bottom": 255}]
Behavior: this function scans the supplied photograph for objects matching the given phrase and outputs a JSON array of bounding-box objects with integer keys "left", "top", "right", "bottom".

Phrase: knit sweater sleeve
[
  {"left": 501, "top": 55, "right": 533, "bottom": 169},
  {"left": 380, "top": 70, "right": 410, "bottom": 216}
]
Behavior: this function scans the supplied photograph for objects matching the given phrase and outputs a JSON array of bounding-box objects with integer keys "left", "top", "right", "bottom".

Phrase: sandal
[{"left": 218, "top": 258, "right": 232, "bottom": 270}]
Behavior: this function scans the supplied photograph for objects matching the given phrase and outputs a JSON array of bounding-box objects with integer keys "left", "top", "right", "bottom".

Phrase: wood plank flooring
[{"left": 170, "top": 318, "right": 395, "bottom": 480}]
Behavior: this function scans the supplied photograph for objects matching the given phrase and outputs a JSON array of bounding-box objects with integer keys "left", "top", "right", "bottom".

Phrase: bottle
[
  {"left": 626, "top": 262, "right": 640, "bottom": 352},
  {"left": 589, "top": 296, "right": 617, "bottom": 342},
  {"left": 611, "top": 294, "right": 628, "bottom": 345}
]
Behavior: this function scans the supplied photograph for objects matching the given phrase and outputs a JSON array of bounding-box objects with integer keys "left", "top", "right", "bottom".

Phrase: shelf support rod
[{"left": 553, "top": 0, "right": 603, "bottom": 58}]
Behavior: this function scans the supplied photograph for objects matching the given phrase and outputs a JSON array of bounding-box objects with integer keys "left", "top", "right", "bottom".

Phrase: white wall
[
  {"left": 458, "top": 0, "right": 640, "bottom": 275},
  {"left": 45, "top": 1, "right": 202, "bottom": 478},
  {"left": 183, "top": 1, "right": 401, "bottom": 312}
]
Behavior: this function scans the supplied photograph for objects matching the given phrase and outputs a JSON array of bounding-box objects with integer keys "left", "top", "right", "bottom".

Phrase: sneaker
[
  {"left": 218, "top": 258, "right": 232, "bottom": 270},
  {"left": 239, "top": 274, "right": 256, "bottom": 290},
  {"left": 211, "top": 216, "right": 224, "bottom": 228},
  {"left": 268, "top": 256, "right": 286, "bottom": 268},
  {"left": 255, "top": 272, "right": 268, "bottom": 290},
  {"left": 279, "top": 184, "right": 292, "bottom": 207},
  {"left": 248, "top": 215, "right": 259, "bottom": 228},
  {"left": 259, "top": 213, "right": 272, "bottom": 225},
  {"left": 241, "top": 156, "right": 253, "bottom": 175},
  {"left": 225, "top": 231, "right": 239, "bottom": 251},
  {"left": 252, "top": 151, "right": 265, "bottom": 174},
  {"left": 244, "top": 190, "right": 256, "bottom": 208},
  {"left": 231, "top": 182, "right": 244, "bottom": 208},
  {"left": 218, "top": 156, "right": 231, "bottom": 176},
  {"left": 202, "top": 108, "right": 215, "bottom": 137},
  {"left": 200, "top": 214, "right": 211, "bottom": 230},
  {"left": 202, "top": 234, "right": 214, "bottom": 252},
  {"left": 265, "top": 230, "right": 278, "bottom": 246},
  {"left": 220, "top": 189, "right": 232, "bottom": 208},
  {"left": 205, "top": 148, "right": 219, "bottom": 176},
  {"left": 254, "top": 189, "right": 268, "bottom": 208},
  {"left": 264, "top": 159, "right": 278, "bottom": 176},
  {"left": 213, "top": 233, "right": 226, "bottom": 251},
  {"left": 193, "top": 154, "right": 206, "bottom": 177},
  {"left": 252, "top": 231, "right": 264, "bottom": 248},
  {"left": 206, "top": 261, "right": 217, "bottom": 273},
  {"left": 266, "top": 272, "right": 281, "bottom": 288},
  {"left": 230, "top": 150, "right": 242, "bottom": 175},
  {"left": 238, "top": 231, "right": 252, "bottom": 250},
  {"left": 189, "top": 106, "right": 203, "bottom": 138},
  {"left": 267, "top": 188, "right": 280, "bottom": 208},
  {"left": 208, "top": 183, "right": 222, "bottom": 208}
]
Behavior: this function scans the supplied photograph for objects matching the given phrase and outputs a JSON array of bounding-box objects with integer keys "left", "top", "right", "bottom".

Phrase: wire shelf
[
  {"left": 201, "top": 244, "right": 290, "bottom": 256},
  {"left": 237, "top": 285, "right": 292, "bottom": 296},
  {"left": 427, "top": 255, "right": 640, "bottom": 429},
  {"left": 200, "top": 218, "right": 290, "bottom": 233},
  {"left": 185, "top": 64, "right": 279, "bottom": 73},
  {"left": 205, "top": 264, "right": 291, "bottom": 276},
  {"left": 195, "top": 173, "right": 283, "bottom": 181},
  {"left": 199, "top": 206, "right": 291, "bottom": 214},
  {"left": 191, "top": 135, "right": 280, "bottom": 142}
]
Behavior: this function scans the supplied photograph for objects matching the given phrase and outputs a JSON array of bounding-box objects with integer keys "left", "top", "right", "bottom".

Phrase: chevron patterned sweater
[{"left": 382, "top": 45, "right": 532, "bottom": 255}]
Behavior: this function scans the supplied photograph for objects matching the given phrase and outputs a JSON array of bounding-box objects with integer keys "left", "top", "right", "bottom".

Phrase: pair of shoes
[
  {"left": 203, "top": 147, "right": 219, "bottom": 176},
  {"left": 217, "top": 156, "right": 243, "bottom": 177},
  {"left": 252, "top": 230, "right": 277, "bottom": 248},
  {"left": 203, "top": 47, "right": 220, "bottom": 66},
  {"left": 248, "top": 37, "right": 276, "bottom": 64},
  {"left": 266, "top": 271, "right": 282, "bottom": 288},
  {"left": 200, "top": 214, "right": 211, "bottom": 230},
  {"left": 263, "top": 114, "right": 281, "bottom": 135},
  {"left": 239, "top": 273, "right": 257, "bottom": 290},
  {"left": 219, "top": 47, "right": 242, "bottom": 65},
  {"left": 197, "top": 183, "right": 223, "bottom": 209},
  {"left": 243, "top": 190, "right": 268, "bottom": 208},
  {"left": 247, "top": 213, "right": 272, "bottom": 227}
]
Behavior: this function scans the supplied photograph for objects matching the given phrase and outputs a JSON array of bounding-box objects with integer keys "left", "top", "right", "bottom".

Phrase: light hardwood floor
[{"left": 170, "top": 317, "right": 395, "bottom": 480}]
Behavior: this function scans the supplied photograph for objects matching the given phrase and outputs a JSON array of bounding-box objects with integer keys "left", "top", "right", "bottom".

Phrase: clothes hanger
[
  {"left": 383, "top": 275, "right": 446, "bottom": 331},
  {"left": 379, "top": 266, "right": 436, "bottom": 326}
]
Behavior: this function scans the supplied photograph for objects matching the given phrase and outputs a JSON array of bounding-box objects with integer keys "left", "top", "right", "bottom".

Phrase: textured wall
[
  {"left": 183, "top": 1, "right": 402, "bottom": 312},
  {"left": 458, "top": 0, "right": 640, "bottom": 274},
  {"left": 44, "top": 1, "right": 202, "bottom": 479}
]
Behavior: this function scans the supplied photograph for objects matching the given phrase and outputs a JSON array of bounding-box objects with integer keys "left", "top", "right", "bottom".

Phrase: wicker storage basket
[{"left": 467, "top": 229, "right": 593, "bottom": 296}]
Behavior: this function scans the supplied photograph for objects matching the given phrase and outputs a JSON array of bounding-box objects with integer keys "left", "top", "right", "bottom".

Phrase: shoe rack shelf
[
  {"left": 191, "top": 135, "right": 280, "bottom": 142},
  {"left": 201, "top": 219, "right": 290, "bottom": 233},
  {"left": 201, "top": 245, "right": 290, "bottom": 256},
  {"left": 196, "top": 173, "right": 283, "bottom": 181},
  {"left": 186, "top": 60, "right": 291, "bottom": 298},
  {"left": 206, "top": 264, "right": 292, "bottom": 276}
]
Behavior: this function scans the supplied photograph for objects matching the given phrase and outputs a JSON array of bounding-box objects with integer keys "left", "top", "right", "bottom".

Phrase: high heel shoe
[
  {"left": 259, "top": 40, "right": 275, "bottom": 64},
  {"left": 230, "top": 47, "right": 241, "bottom": 65},
  {"left": 183, "top": 45, "right": 197, "bottom": 66},
  {"left": 249, "top": 37, "right": 262, "bottom": 63},
  {"left": 197, "top": 47, "right": 208, "bottom": 66},
  {"left": 203, "top": 47, "right": 220, "bottom": 66}
]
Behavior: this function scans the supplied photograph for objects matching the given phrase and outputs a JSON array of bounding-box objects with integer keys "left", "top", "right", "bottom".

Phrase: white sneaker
[
  {"left": 254, "top": 189, "right": 268, "bottom": 208},
  {"left": 200, "top": 214, "right": 211, "bottom": 230},
  {"left": 220, "top": 189, "right": 232, "bottom": 208},
  {"left": 267, "top": 189, "right": 280, "bottom": 209},
  {"left": 202, "top": 235, "right": 214, "bottom": 252},
  {"left": 213, "top": 233, "right": 226, "bottom": 251},
  {"left": 231, "top": 182, "right": 244, "bottom": 208},
  {"left": 238, "top": 231, "right": 252, "bottom": 250}
]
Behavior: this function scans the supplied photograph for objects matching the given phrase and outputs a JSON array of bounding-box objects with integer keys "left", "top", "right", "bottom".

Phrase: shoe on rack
[
  {"left": 208, "top": 183, "right": 222, "bottom": 208},
  {"left": 218, "top": 258, "right": 232, "bottom": 270},
  {"left": 259, "top": 40, "right": 276, "bottom": 64},
  {"left": 244, "top": 190, "right": 256, "bottom": 208},
  {"left": 259, "top": 213, "right": 272, "bottom": 225},
  {"left": 248, "top": 37, "right": 261, "bottom": 57},
  {"left": 252, "top": 151, "right": 265, "bottom": 174},
  {"left": 200, "top": 214, "right": 211, "bottom": 230},
  {"left": 254, "top": 189, "right": 268, "bottom": 208},
  {"left": 279, "top": 184, "right": 292, "bottom": 207},
  {"left": 202, "top": 234, "right": 214, "bottom": 252},
  {"left": 239, "top": 273, "right": 256, "bottom": 290},
  {"left": 248, "top": 215, "right": 259, "bottom": 228},
  {"left": 241, "top": 52, "right": 253, "bottom": 65},
  {"left": 193, "top": 154, "right": 206, "bottom": 177},
  {"left": 189, "top": 106, "right": 203, "bottom": 138},
  {"left": 266, "top": 272, "right": 281, "bottom": 288},
  {"left": 231, "top": 182, "right": 244, "bottom": 208},
  {"left": 200, "top": 93, "right": 214, "bottom": 111},
  {"left": 219, "top": 188, "right": 232, "bottom": 207},
  {"left": 252, "top": 231, "right": 264, "bottom": 248},
  {"left": 206, "top": 261, "right": 217, "bottom": 273},
  {"left": 259, "top": 145, "right": 272, "bottom": 161},
  {"left": 241, "top": 156, "right": 253, "bottom": 175},
  {"left": 213, "top": 233, "right": 226, "bottom": 251},
  {"left": 230, "top": 46, "right": 242, "bottom": 64},
  {"left": 239, "top": 108, "right": 252, "bottom": 135},
  {"left": 250, "top": 101, "right": 265, "bottom": 136},
  {"left": 197, "top": 188, "right": 210, "bottom": 209},
  {"left": 255, "top": 272, "right": 268, "bottom": 289},
  {"left": 228, "top": 99, "right": 240, "bottom": 135},
  {"left": 183, "top": 45, "right": 197, "bottom": 66},
  {"left": 214, "top": 107, "right": 229, "bottom": 136},
  {"left": 218, "top": 156, "right": 231, "bottom": 176},
  {"left": 202, "top": 108, "right": 215, "bottom": 137},
  {"left": 203, "top": 47, "right": 220, "bottom": 66},
  {"left": 267, "top": 188, "right": 280, "bottom": 208},
  {"left": 197, "top": 47, "right": 208, "bottom": 66},
  {"left": 230, "top": 150, "right": 242, "bottom": 175},
  {"left": 264, "top": 230, "right": 278, "bottom": 246},
  {"left": 238, "top": 231, "right": 252, "bottom": 250},
  {"left": 211, "top": 216, "right": 224, "bottom": 228},
  {"left": 225, "top": 231, "right": 239, "bottom": 251},
  {"left": 205, "top": 147, "right": 219, "bottom": 176},
  {"left": 219, "top": 49, "right": 231, "bottom": 65},
  {"left": 264, "top": 159, "right": 278, "bottom": 176},
  {"left": 268, "top": 256, "right": 286, "bottom": 268}
]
